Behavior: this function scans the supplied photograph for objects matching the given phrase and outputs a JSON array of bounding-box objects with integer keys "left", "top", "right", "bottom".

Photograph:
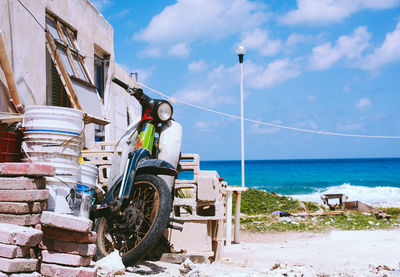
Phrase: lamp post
[{"left": 236, "top": 45, "right": 246, "bottom": 188}]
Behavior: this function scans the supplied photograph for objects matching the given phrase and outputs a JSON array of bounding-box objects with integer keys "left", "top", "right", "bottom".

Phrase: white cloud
[
  {"left": 169, "top": 43, "right": 190, "bottom": 57},
  {"left": 188, "top": 60, "right": 208, "bottom": 73},
  {"left": 173, "top": 85, "right": 235, "bottom": 107},
  {"left": 251, "top": 123, "right": 280, "bottom": 134},
  {"left": 194, "top": 118, "right": 234, "bottom": 133},
  {"left": 307, "top": 95, "right": 317, "bottom": 102},
  {"left": 107, "top": 9, "right": 130, "bottom": 20},
  {"left": 239, "top": 28, "right": 281, "bottom": 56},
  {"left": 139, "top": 46, "right": 162, "bottom": 58},
  {"left": 356, "top": 97, "right": 372, "bottom": 111},
  {"left": 120, "top": 64, "right": 153, "bottom": 83},
  {"left": 91, "top": 0, "right": 112, "bottom": 12},
  {"left": 134, "top": 0, "right": 267, "bottom": 57},
  {"left": 337, "top": 122, "right": 365, "bottom": 131},
  {"left": 309, "top": 26, "right": 371, "bottom": 70},
  {"left": 280, "top": 0, "right": 400, "bottom": 25},
  {"left": 358, "top": 22, "right": 400, "bottom": 70},
  {"left": 246, "top": 58, "right": 301, "bottom": 89}
]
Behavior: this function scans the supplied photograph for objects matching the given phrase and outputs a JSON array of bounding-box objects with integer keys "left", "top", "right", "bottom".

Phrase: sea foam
[{"left": 290, "top": 183, "right": 400, "bottom": 208}]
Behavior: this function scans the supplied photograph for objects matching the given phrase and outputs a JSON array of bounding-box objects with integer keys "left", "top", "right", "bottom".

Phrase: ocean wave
[{"left": 290, "top": 183, "right": 400, "bottom": 208}]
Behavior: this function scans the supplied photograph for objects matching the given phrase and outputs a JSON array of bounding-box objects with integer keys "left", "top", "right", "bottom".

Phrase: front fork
[{"left": 112, "top": 123, "right": 156, "bottom": 213}]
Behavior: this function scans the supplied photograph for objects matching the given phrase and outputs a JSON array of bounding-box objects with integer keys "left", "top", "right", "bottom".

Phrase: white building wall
[{"left": 0, "top": 0, "right": 139, "bottom": 145}]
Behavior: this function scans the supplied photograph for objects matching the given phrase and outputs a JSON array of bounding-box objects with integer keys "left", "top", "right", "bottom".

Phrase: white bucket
[
  {"left": 23, "top": 106, "right": 84, "bottom": 135},
  {"left": 32, "top": 160, "right": 79, "bottom": 214},
  {"left": 74, "top": 164, "right": 98, "bottom": 218},
  {"left": 23, "top": 131, "right": 81, "bottom": 156},
  {"left": 78, "top": 164, "right": 98, "bottom": 187},
  {"left": 46, "top": 184, "right": 75, "bottom": 214},
  {"left": 21, "top": 107, "right": 84, "bottom": 215}
]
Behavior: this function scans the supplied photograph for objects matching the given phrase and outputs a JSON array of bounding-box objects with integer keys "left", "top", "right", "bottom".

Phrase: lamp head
[
  {"left": 236, "top": 46, "right": 246, "bottom": 55},
  {"left": 236, "top": 46, "right": 246, "bottom": 63}
]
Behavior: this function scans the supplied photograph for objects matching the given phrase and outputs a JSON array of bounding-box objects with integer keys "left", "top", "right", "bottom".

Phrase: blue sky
[{"left": 93, "top": 0, "right": 400, "bottom": 160}]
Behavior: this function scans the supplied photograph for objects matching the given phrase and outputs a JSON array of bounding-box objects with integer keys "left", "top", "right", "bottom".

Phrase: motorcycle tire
[{"left": 94, "top": 174, "right": 172, "bottom": 266}]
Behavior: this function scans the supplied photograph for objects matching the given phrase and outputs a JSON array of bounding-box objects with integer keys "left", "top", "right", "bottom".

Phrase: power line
[
  {"left": 16, "top": 0, "right": 46, "bottom": 31},
  {"left": 137, "top": 81, "right": 400, "bottom": 139},
  {"left": 13, "top": 0, "right": 400, "bottom": 139}
]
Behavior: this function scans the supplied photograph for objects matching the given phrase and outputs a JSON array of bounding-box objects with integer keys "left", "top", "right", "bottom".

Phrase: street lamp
[{"left": 236, "top": 46, "right": 246, "bottom": 188}]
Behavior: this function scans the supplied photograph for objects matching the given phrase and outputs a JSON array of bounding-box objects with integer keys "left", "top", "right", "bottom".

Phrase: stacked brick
[
  {"left": 0, "top": 223, "right": 42, "bottom": 276},
  {"left": 37, "top": 211, "right": 97, "bottom": 277},
  {"left": 0, "top": 163, "right": 54, "bottom": 226}
]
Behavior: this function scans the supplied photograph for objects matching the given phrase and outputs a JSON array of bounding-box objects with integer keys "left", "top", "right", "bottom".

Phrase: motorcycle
[{"left": 93, "top": 77, "right": 182, "bottom": 265}]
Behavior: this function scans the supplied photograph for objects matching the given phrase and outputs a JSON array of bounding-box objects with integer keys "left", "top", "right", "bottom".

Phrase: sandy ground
[{"left": 119, "top": 229, "right": 400, "bottom": 276}]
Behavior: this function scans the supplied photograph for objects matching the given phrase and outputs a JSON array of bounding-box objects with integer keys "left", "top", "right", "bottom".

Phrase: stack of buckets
[{"left": 22, "top": 106, "right": 98, "bottom": 217}]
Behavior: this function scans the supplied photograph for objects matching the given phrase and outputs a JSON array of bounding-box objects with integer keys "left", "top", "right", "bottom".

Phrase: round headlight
[{"left": 157, "top": 102, "right": 173, "bottom": 121}]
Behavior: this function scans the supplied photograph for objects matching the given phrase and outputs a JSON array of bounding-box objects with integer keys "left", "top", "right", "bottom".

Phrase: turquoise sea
[{"left": 197, "top": 158, "right": 400, "bottom": 207}]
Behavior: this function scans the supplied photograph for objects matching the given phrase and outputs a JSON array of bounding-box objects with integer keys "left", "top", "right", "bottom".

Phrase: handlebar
[
  {"left": 112, "top": 77, "right": 149, "bottom": 106},
  {"left": 112, "top": 77, "right": 130, "bottom": 90}
]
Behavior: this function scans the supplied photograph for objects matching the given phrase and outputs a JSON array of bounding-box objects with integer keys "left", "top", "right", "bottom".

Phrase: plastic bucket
[
  {"left": 78, "top": 164, "right": 98, "bottom": 187},
  {"left": 74, "top": 164, "right": 98, "bottom": 218},
  {"left": 35, "top": 161, "right": 79, "bottom": 214},
  {"left": 22, "top": 131, "right": 81, "bottom": 156},
  {"left": 23, "top": 106, "right": 84, "bottom": 135},
  {"left": 46, "top": 184, "right": 75, "bottom": 214},
  {"left": 74, "top": 184, "right": 94, "bottom": 218}
]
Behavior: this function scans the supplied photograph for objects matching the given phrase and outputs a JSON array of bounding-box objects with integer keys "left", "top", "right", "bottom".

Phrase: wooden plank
[
  {"left": 82, "top": 114, "right": 109, "bottom": 126},
  {"left": 65, "top": 29, "right": 94, "bottom": 86},
  {"left": 0, "top": 31, "right": 22, "bottom": 113},
  {"left": 56, "top": 21, "right": 80, "bottom": 78},
  {"left": 45, "top": 30, "right": 82, "bottom": 110},
  {"left": 0, "top": 115, "right": 23, "bottom": 124}
]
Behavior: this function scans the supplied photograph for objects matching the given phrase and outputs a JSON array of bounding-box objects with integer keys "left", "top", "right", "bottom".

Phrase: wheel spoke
[{"left": 97, "top": 177, "right": 166, "bottom": 261}]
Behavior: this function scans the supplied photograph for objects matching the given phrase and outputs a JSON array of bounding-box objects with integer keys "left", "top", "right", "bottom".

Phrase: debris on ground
[{"left": 96, "top": 250, "right": 125, "bottom": 276}]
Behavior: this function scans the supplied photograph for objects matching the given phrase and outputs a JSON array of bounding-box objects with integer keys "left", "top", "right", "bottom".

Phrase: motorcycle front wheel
[{"left": 95, "top": 174, "right": 172, "bottom": 265}]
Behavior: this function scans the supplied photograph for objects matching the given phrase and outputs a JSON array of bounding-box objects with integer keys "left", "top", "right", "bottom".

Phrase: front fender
[{"left": 136, "top": 159, "right": 178, "bottom": 177}]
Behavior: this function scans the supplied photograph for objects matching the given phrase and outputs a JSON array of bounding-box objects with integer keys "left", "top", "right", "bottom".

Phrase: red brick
[
  {"left": 40, "top": 239, "right": 96, "bottom": 257},
  {"left": 0, "top": 243, "right": 30, "bottom": 258},
  {"left": 41, "top": 250, "right": 91, "bottom": 267},
  {"left": 0, "top": 201, "right": 46, "bottom": 214},
  {"left": 0, "top": 214, "right": 41, "bottom": 226},
  {"left": 40, "top": 263, "right": 97, "bottom": 277},
  {"left": 38, "top": 225, "right": 97, "bottom": 244},
  {"left": 0, "top": 163, "right": 55, "bottom": 177},
  {"left": 0, "top": 223, "right": 42, "bottom": 246},
  {"left": 0, "top": 189, "right": 49, "bottom": 202},
  {"left": 0, "top": 177, "right": 46, "bottom": 190},
  {"left": 0, "top": 257, "right": 38, "bottom": 273},
  {"left": 40, "top": 211, "right": 92, "bottom": 233}
]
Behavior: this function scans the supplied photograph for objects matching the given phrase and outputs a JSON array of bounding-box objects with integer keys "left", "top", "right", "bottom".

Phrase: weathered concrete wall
[{"left": 0, "top": 0, "right": 139, "bottom": 144}]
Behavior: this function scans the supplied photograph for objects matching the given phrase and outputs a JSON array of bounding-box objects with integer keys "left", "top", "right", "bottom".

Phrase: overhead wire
[
  {"left": 137, "top": 81, "right": 400, "bottom": 139},
  {"left": 14, "top": 0, "right": 400, "bottom": 139}
]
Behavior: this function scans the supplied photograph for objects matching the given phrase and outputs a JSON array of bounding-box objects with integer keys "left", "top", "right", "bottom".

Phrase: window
[
  {"left": 45, "top": 12, "right": 104, "bottom": 120},
  {"left": 94, "top": 54, "right": 109, "bottom": 100}
]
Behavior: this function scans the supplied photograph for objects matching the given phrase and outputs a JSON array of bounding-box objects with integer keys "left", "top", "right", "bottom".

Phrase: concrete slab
[
  {"left": 38, "top": 225, "right": 96, "bottom": 244},
  {"left": 0, "top": 243, "right": 30, "bottom": 258},
  {"left": 0, "top": 189, "right": 49, "bottom": 202},
  {"left": 40, "top": 238, "right": 96, "bottom": 257},
  {"left": 0, "top": 163, "right": 55, "bottom": 177},
  {"left": 0, "top": 257, "right": 38, "bottom": 273},
  {"left": 41, "top": 250, "right": 91, "bottom": 267},
  {"left": 0, "top": 202, "right": 46, "bottom": 214},
  {"left": 40, "top": 211, "right": 92, "bottom": 233},
  {"left": 0, "top": 177, "right": 46, "bottom": 190},
  {"left": 0, "top": 223, "right": 42, "bottom": 247},
  {"left": 0, "top": 214, "right": 41, "bottom": 226},
  {"left": 40, "top": 263, "right": 97, "bottom": 277}
]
